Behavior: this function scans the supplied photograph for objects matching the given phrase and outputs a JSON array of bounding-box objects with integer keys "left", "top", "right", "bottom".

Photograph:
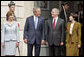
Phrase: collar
[{"left": 53, "top": 16, "right": 58, "bottom": 20}]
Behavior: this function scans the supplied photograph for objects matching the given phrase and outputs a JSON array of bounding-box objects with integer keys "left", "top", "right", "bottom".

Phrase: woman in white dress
[{"left": 1, "top": 11, "right": 20, "bottom": 56}]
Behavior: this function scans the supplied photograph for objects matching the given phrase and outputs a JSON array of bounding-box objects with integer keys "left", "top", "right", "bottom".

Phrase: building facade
[{"left": 1, "top": 1, "right": 83, "bottom": 56}]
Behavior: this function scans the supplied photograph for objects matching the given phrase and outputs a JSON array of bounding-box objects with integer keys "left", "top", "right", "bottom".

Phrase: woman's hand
[
  {"left": 1, "top": 43, "right": 5, "bottom": 48},
  {"left": 16, "top": 42, "right": 19, "bottom": 47},
  {"left": 78, "top": 44, "right": 81, "bottom": 48}
]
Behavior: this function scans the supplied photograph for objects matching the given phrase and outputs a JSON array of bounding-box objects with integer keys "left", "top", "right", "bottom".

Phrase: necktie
[
  {"left": 35, "top": 17, "right": 38, "bottom": 29},
  {"left": 53, "top": 19, "right": 55, "bottom": 29}
]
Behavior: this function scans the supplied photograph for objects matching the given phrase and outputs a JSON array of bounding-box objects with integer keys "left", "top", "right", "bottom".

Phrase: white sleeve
[
  {"left": 1, "top": 23, "right": 5, "bottom": 43},
  {"left": 16, "top": 22, "right": 20, "bottom": 42}
]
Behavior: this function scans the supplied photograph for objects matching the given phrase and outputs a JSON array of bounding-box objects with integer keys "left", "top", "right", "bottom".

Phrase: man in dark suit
[
  {"left": 76, "top": 3, "right": 83, "bottom": 26},
  {"left": 76, "top": 3, "right": 83, "bottom": 56},
  {"left": 59, "top": 2, "right": 69, "bottom": 56},
  {"left": 23, "top": 7, "right": 45, "bottom": 56},
  {"left": 45, "top": 8, "right": 65, "bottom": 56}
]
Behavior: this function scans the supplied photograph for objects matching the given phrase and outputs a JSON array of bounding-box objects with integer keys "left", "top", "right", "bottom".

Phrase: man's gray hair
[
  {"left": 52, "top": 8, "right": 60, "bottom": 15},
  {"left": 33, "top": 7, "right": 40, "bottom": 13}
]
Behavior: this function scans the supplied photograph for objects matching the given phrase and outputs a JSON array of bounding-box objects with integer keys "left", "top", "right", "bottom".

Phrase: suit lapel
[
  {"left": 50, "top": 18, "right": 60, "bottom": 30},
  {"left": 68, "top": 23, "right": 71, "bottom": 33},
  {"left": 50, "top": 18, "right": 53, "bottom": 29},
  {"left": 54, "top": 18, "right": 60, "bottom": 30},
  {"left": 31, "top": 16, "right": 35, "bottom": 29},
  {"left": 37, "top": 17, "right": 40, "bottom": 29},
  {"left": 68, "top": 22, "right": 71, "bottom": 32},
  {"left": 68, "top": 21, "right": 76, "bottom": 34},
  {"left": 72, "top": 22, "right": 76, "bottom": 34}
]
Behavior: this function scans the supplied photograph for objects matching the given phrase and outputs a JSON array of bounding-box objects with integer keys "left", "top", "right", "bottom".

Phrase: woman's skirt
[{"left": 4, "top": 40, "right": 17, "bottom": 55}]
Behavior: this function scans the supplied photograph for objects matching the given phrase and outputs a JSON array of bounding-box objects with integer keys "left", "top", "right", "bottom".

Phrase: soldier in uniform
[
  {"left": 7, "top": 1, "right": 17, "bottom": 21},
  {"left": 60, "top": 2, "right": 70, "bottom": 23},
  {"left": 7, "top": 1, "right": 20, "bottom": 29}
]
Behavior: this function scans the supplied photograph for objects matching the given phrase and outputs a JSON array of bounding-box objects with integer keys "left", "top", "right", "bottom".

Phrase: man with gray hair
[
  {"left": 45, "top": 8, "right": 65, "bottom": 56},
  {"left": 23, "top": 7, "right": 45, "bottom": 56}
]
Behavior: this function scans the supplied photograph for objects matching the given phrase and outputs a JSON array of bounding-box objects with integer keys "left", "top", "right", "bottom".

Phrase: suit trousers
[
  {"left": 27, "top": 40, "right": 41, "bottom": 56},
  {"left": 49, "top": 45, "right": 61, "bottom": 56},
  {"left": 60, "top": 45, "right": 66, "bottom": 56}
]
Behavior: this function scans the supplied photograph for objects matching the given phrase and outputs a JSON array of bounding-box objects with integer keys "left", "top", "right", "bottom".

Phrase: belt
[
  {"left": 71, "top": 42, "right": 78, "bottom": 44},
  {"left": 69, "top": 34, "right": 72, "bottom": 36},
  {"left": 71, "top": 42, "right": 74, "bottom": 44}
]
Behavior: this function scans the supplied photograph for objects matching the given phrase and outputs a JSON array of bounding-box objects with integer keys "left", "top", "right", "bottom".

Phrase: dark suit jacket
[
  {"left": 60, "top": 10, "right": 70, "bottom": 22},
  {"left": 45, "top": 17, "right": 65, "bottom": 46},
  {"left": 23, "top": 16, "right": 45, "bottom": 45},
  {"left": 75, "top": 11, "right": 83, "bottom": 27}
]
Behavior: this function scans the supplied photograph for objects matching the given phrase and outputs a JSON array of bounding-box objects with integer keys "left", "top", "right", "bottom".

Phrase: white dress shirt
[
  {"left": 34, "top": 15, "right": 38, "bottom": 29},
  {"left": 52, "top": 16, "right": 58, "bottom": 27},
  {"left": 34, "top": 15, "right": 38, "bottom": 23},
  {"left": 69, "top": 21, "right": 75, "bottom": 34}
]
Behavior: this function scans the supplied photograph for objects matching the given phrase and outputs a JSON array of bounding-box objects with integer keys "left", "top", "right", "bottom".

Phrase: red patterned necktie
[{"left": 53, "top": 19, "right": 55, "bottom": 29}]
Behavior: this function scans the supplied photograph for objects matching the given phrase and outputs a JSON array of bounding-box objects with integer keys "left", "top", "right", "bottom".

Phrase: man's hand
[
  {"left": 1, "top": 43, "right": 5, "bottom": 48},
  {"left": 24, "top": 39, "right": 27, "bottom": 44},
  {"left": 16, "top": 42, "right": 19, "bottom": 47},
  {"left": 60, "top": 42, "right": 64, "bottom": 46},
  {"left": 41, "top": 40, "right": 45, "bottom": 45}
]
